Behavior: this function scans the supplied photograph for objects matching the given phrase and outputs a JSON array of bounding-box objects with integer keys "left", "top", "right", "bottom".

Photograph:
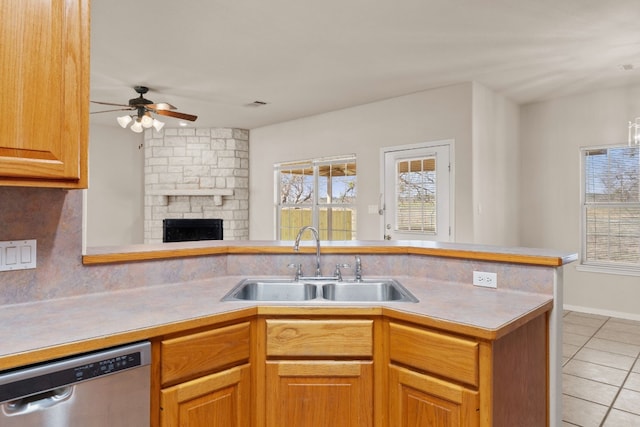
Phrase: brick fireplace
[{"left": 143, "top": 127, "right": 249, "bottom": 243}]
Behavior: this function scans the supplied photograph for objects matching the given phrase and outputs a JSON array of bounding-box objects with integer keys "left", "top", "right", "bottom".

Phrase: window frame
[
  {"left": 579, "top": 144, "right": 640, "bottom": 276},
  {"left": 274, "top": 155, "right": 357, "bottom": 241}
]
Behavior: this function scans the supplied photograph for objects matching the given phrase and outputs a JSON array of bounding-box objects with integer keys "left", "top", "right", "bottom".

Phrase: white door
[{"left": 382, "top": 142, "right": 452, "bottom": 241}]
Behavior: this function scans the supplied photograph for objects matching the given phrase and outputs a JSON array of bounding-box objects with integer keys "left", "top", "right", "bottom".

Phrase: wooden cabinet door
[
  {"left": 388, "top": 365, "right": 479, "bottom": 427},
  {"left": 161, "top": 364, "right": 250, "bottom": 427},
  {"left": 266, "top": 360, "right": 373, "bottom": 427},
  {"left": 0, "top": 0, "right": 89, "bottom": 188}
]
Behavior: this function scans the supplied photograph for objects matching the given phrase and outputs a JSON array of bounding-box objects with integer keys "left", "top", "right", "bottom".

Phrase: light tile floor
[{"left": 563, "top": 311, "right": 640, "bottom": 426}]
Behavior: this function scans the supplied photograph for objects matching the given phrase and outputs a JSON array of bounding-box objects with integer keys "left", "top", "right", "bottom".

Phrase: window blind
[{"left": 583, "top": 146, "right": 640, "bottom": 267}]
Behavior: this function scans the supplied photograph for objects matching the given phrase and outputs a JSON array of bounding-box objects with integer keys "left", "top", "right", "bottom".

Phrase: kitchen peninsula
[{"left": 0, "top": 241, "right": 575, "bottom": 427}]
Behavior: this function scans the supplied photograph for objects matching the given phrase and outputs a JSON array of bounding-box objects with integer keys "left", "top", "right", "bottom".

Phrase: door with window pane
[{"left": 383, "top": 144, "right": 451, "bottom": 241}]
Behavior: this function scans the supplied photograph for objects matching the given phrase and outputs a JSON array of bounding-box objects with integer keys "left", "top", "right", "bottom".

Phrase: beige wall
[
  {"left": 520, "top": 84, "right": 640, "bottom": 318},
  {"left": 472, "top": 83, "right": 520, "bottom": 246},
  {"left": 87, "top": 123, "right": 144, "bottom": 246},
  {"left": 250, "top": 83, "right": 476, "bottom": 241},
  {"left": 250, "top": 82, "right": 520, "bottom": 245}
]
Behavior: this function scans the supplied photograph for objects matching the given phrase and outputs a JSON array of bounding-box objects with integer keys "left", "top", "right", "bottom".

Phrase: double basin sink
[{"left": 222, "top": 278, "right": 419, "bottom": 303}]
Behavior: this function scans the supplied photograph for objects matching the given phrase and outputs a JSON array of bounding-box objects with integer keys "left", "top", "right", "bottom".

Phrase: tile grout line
[
  {"left": 563, "top": 312, "right": 640, "bottom": 425},
  {"left": 599, "top": 347, "right": 640, "bottom": 426},
  {"left": 563, "top": 312, "right": 613, "bottom": 425}
]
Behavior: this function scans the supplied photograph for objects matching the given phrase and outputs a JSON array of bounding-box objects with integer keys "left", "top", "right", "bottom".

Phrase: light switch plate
[{"left": 0, "top": 240, "right": 36, "bottom": 271}]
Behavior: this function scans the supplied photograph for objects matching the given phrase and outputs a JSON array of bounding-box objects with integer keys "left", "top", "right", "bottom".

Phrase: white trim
[
  {"left": 564, "top": 304, "right": 640, "bottom": 322},
  {"left": 82, "top": 190, "right": 88, "bottom": 255},
  {"left": 379, "top": 139, "right": 455, "bottom": 242},
  {"left": 576, "top": 264, "right": 640, "bottom": 277},
  {"left": 579, "top": 144, "right": 640, "bottom": 271},
  {"left": 274, "top": 155, "right": 357, "bottom": 240}
]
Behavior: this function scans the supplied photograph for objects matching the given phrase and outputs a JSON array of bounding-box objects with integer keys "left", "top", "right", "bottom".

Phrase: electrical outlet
[{"left": 473, "top": 271, "right": 497, "bottom": 288}]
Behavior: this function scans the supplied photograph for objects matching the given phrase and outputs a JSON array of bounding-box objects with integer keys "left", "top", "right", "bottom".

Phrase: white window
[
  {"left": 275, "top": 155, "right": 357, "bottom": 241},
  {"left": 581, "top": 145, "right": 640, "bottom": 273}
]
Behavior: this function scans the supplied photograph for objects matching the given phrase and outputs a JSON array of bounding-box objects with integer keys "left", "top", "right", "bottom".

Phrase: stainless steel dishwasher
[{"left": 0, "top": 341, "right": 151, "bottom": 426}]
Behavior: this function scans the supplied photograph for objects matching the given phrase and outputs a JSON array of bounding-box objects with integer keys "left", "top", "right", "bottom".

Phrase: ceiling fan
[{"left": 91, "top": 86, "right": 198, "bottom": 132}]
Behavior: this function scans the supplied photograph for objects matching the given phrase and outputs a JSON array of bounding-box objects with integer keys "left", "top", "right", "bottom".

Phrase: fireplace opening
[{"left": 163, "top": 219, "right": 223, "bottom": 243}]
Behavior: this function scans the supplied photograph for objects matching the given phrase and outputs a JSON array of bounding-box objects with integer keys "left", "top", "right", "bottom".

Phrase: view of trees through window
[
  {"left": 396, "top": 157, "right": 437, "bottom": 233},
  {"left": 583, "top": 146, "right": 640, "bottom": 267},
  {"left": 276, "top": 156, "right": 356, "bottom": 240}
]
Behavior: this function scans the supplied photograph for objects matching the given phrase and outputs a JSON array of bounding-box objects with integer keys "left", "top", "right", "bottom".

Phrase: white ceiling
[{"left": 90, "top": 0, "right": 640, "bottom": 130}]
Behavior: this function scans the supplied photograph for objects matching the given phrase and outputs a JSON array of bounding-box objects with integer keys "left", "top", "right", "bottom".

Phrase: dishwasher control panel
[
  {"left": 0, "top": 342, "right": 150, "bottom": 404},
  {"left": 74, "top": 351, "right": 142, "bottom": 381}
]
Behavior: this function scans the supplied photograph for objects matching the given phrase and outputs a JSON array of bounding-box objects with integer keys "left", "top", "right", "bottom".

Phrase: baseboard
[{"left": 563, "top": 304, "right": 640, "bottom": 322}]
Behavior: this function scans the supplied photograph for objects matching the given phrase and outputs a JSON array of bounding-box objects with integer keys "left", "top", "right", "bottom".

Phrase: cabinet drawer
[
  {"left": 389, "top": 322, "right": 479, "bottom": 387},
  {"left": 162, "top": 322, "right": 250, "bottom": 385},
  {"left": 266, "top": 319, "right": 373, "bottom": 357}
]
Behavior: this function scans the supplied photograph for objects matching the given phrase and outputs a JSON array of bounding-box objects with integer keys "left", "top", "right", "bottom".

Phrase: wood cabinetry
[
  {"left": 266, "top": 360, "right": 373, "bottom": 427},
  {"left": 161, "top": 364, "right": 250, "bottom": 427},
  {"left": 158, "top": 322, "right": 251, "bottom": 427},
  {"left": 153, "top": 312, "right": 548, "bottom": 427},
  {"left": 261, "top": 319, "right": 375, "bottom": 427},
  {"left": 389, "top": 365, "right": 479, "bottom": 427},
  {"left": 0, "top": 0, "right": 89, "bottom": 188},
  {"left": 387, "top": 321, "right": 480, "bottom": 427},
  {"left": 386, "top": 315, "right": 548, "bottom": 427}
]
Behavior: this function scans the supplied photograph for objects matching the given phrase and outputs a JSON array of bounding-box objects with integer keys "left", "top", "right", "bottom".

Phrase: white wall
[
  {"left": 520, "top": 84, "right": 640, "bottom": 317},
  {"left": 250, "top": 83, "right": 475, "bottom": 241},
  {"left": 87, "top": 123, "right": 144, "bottom": 246},
  {"left": 472, "top": 83, "right": 520, "bottom": 246}
]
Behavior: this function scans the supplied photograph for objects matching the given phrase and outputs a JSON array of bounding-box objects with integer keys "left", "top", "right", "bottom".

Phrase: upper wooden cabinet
[{"left": 0, "top": 0, "right": 89, "bottom": 188}]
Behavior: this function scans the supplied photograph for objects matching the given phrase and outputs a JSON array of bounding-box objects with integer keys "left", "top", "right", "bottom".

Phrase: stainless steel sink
[
  {"left": 222, "top": 278, "right": 418, "bottom": 303},
  {"left": 322, "top": 280, "right": 419, "bottom": 302},
  {"left": 222, "top": 279, "right": 318, "bottom": 301}
]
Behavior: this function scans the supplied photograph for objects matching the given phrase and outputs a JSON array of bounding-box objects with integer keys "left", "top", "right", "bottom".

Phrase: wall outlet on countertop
[{"left": 473, "top": 271, "right": 497, "bottom": 288}]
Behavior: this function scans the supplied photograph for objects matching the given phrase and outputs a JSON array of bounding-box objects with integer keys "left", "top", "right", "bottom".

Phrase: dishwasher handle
[{"left": 3, "top": 386, "right": 73, "bottom": 416}]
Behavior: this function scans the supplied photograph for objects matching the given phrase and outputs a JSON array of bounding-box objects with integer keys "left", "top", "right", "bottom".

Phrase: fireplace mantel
[{"left": 147, "top": 189, "right": 234, "bottom": 206}]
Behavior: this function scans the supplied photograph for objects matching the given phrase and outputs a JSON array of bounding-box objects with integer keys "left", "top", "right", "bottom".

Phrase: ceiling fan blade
[
  {"left": 147, "top": 103, "right": 176, "bottom": 111},
  {"left": 154, "top": 109, "right": 198, "bottom": 121},
  {"left": 90, "top": 108, "right": 134, "bottom": 114},
  {"left": 90, "top": 100, "right": 130, "bottom": 108}
]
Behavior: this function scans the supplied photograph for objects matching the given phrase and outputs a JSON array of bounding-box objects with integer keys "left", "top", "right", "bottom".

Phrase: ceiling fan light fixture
[
  {"left": 141, "top": 113, "right": 154, "bottom": 128},
  {"left": 152, "top": 118, "right": 165, "bottom": 132},
  {"left": 130, "top": 119, "right": 144, "bottom": 133},
  {"left": 117, "top": 115, "right": 133, "bottom": 128},
  {"left": 93, "top": 86, "right": 197, "bottom": 133}
]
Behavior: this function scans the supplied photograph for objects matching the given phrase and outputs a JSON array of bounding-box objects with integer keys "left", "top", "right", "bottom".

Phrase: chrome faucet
[
  {"left": 354, "top": 255, "right": 363, "bottom": 282},
  {"left": 293, "top": 226, "right": 322, "bottom": 277}
]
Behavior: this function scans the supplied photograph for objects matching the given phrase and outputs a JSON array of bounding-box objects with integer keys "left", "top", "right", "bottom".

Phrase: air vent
[{"left": 246, "top": 100, "right": 269, "bottom": 107}]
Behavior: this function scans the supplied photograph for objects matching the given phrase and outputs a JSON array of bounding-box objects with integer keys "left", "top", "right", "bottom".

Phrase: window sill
[{"left": 576, "top": 264, "right": 640, "bottom": 277}]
